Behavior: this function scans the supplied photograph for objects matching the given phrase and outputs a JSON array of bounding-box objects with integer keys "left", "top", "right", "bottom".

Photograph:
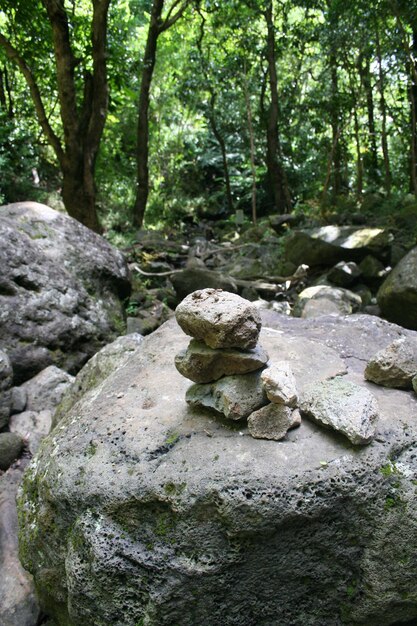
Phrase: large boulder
[
  {"left": 0, "top": 202, "right": 131, "bottom": 383},
  {"left": 293, "top": 284, "right": 362, "bottom": 318},
  {"left": 377, "top": 245, "right": 417, "bottom": 330},
  {"left": 170, "top": 268, "right": 237, "bottom": 302},
  {"left": 285, "top": 226, "right": 392, "bottom": 267},
  {"left": 18, "top": 315, "right": 417, "bottom": 626}
]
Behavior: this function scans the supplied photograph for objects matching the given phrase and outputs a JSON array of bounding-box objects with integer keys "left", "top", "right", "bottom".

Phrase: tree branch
[
  {"left": 159, "top": 0, "right": 190, "bottom": 33},
  {"left": 0, "top": 33, "right": 65, "bottom": 164},
  {"left": 41, "top": 0, "right": 79, "bottom": 152},
  {"left": 84, "top": 0, "right": 111, "bottom": 162}
]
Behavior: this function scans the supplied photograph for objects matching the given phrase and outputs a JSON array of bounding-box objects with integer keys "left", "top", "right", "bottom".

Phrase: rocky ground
[{"left": 2, "top": 201, "right": 417, "bottom": 625}]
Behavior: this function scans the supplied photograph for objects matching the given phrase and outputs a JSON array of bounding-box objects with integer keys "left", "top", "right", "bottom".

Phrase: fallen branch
[
  {"left": 131, "top": 264, "right": 183, "bottom": 277},
  {"left": 130, "top": 263, "right": 309, "bottom": 288}
]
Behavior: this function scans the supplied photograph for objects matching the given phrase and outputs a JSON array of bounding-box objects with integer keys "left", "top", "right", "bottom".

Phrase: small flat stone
[
  {"left": 261, "top": 362, "right": 298, "bottom": 407},
  {"left": 248, "top": 404, "right": 301, "bottom": 440},
  {"left": 175, "top": 340, "right": 269, "bottom": 383},
  {"left": 299, "top": 378, "right": 379, "bottom": 445},
  {"left": 186, "top": 370, "right": 268, "bottom": 420},
  {"left": 365, "top": 337, "right": 417, "bottom": 389},
  {"left": 175, "top": 288, "right": 261, "bottom": 349}
]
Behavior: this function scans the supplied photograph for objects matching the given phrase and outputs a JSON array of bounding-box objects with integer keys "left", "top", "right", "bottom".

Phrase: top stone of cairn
[{"left": 175, "top": 288, "right": 262, "bottom": 350}]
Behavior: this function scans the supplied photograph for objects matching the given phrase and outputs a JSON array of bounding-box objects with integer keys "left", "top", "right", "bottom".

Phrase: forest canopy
[{"left": 1, "top": 0, "right": 417, "bottom": 234}]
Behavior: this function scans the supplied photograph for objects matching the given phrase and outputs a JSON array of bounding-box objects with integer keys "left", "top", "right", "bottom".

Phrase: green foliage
[{"left": 2, "top": 0, "right": 417, "bottom": 228}]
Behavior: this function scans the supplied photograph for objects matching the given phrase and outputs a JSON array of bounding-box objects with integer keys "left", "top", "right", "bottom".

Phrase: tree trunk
[
  {"left": 133, "top": 0, "right": 164, "bottom": 229},
  {"left": 62, "top": 157, "right": 101, "bottom": 232},
  {"left": 359, "top": 54, "right": 379, "bottom": 185},
  {"left": 196, "top": 8, "right": 233, "bottom": 216},
  {"left": 243, "top": 61, "right": 257, "bottom": 225},
  {"left": 375, "top": 24, "right": 392, "bottom": 194},
  {"left": 410, "top": 28, "right": 417, "bottom": 196},
  {"left": 353, "top": 106, "right": 363, "bottom": 200},
  {"left": 329, "top": 51, "right": 342, "bottom": 200},
  {"left": 1, "top": 0, "right": 111, "bottom": 233},
  {"left": 208, "top": 94, "right": 234, "bottom": 215},
  {"left": 263, "top": 1, "right": 291, "bottom": 213},
  {"left": 0, "top": 66, "right": 13, "bottom": 118}
]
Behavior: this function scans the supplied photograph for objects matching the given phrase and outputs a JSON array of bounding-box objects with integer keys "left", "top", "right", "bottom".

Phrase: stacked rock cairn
[{"left": 174, "top": 288, "right": 301, "bottom": 441}]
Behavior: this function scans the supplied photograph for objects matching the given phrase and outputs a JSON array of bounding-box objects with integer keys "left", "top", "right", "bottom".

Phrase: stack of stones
[{"left": 175, "top": 288, "right": 301, "bottom": 441}]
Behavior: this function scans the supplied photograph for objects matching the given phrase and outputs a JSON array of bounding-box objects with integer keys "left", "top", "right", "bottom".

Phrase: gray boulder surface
[
  {"left": 18, "top": 315, "right": 417, "bottom": 626},
  {"left": 365, "top": 337, "right": 417, "bottom": 389},
  {"left": 377, "top": 245, "right": 417, "bottom": 330},
  {"left": 19, "top": 366, "right": 74, "bottom": 412},
  {"left": 293, "top": 284, "right": 362, "bottom": 318},
  {"left": 299, "top": 378, "right": 379, "bottom": 445},
  {"left": 52, "top": 333, "right": 143, "bottom": 427},
  {"left": 175, "top": 339, "right": 268, "bottom": 383},
  {"left": 0, "top": 201, "right": 131, "bottom": 383}
]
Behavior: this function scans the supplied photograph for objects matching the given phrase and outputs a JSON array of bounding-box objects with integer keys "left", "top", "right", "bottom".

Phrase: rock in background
[
  {"left": 284, "top": 225, "right": 392, "bottom": 267},
  {"left": 0, "top": 460, "right": 40, "bottom": 626},
  {"left": 377, "top": 245, "right": 417, "bottom": 330},
  {"left": 0, "top": 202, "right": 131, "bottom": 384},
  {"left": 18, "top": 313, "right": 417, "bottom": 626}
]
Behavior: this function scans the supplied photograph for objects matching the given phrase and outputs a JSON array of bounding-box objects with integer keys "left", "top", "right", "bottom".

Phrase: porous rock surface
[
  {"left": 365, "top": 337, "right": 417, "bottom": 389},
  {"left": 52, "top": 333, "right": 143, "bottom": 427},
  {"left": 247, "top": 404, "right": 301, "bottom": 441},
  {"left": 175, "top": 339, "right": 269, "bottom": 383},
  {"left": 0, "top": 202, "right": 131, "bottom": 383},
  {"left": 18, "top": 314, "right": 417, "bottom": 626},
  {"left": 175, "top": 288, "right": 261, "bottom": 349},
  {"left": 299, "top": 378, "right": 379, "bottom": 445}
]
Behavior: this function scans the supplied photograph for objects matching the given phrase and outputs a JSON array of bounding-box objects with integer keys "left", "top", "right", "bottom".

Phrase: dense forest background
[{"left": 1, "top": 0, "right": 417, "bottom": 243}]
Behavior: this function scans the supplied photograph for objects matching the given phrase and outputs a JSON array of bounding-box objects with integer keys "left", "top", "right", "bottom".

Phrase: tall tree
[
  {"left": 0, "top": 0, "right": 111, "bottom": 232},
  {"left": 262, "top": 0, "right": 292, "bottom": 213},
  {"left": 195, "top": 6, "right": 234, "bottom": 216},
  {"left": 375, "top": 19, "right": 392, "bottom": 193},
  {"left": 133, "top": 0, "right": 190, "bottom": 229}
]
